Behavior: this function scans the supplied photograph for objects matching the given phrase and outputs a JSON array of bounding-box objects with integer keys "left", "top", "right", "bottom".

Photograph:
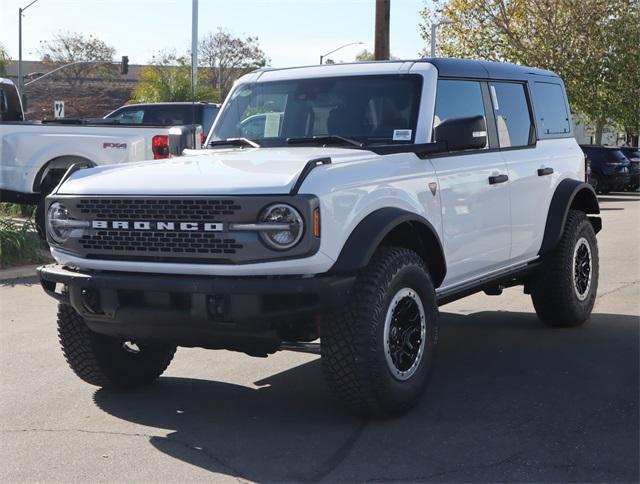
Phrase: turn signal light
[{"left": 313, "top": 208, "right": 321, "bottom": 238}]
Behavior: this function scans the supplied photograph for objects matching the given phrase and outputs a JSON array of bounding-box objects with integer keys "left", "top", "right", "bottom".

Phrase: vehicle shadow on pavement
[{"left": 93, "top": 310, "right": 639, "bottom": 483}]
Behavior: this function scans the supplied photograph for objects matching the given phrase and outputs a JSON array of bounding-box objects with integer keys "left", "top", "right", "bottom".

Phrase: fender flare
[
  {"left": 539, "top": 179, "right": 600, "bottom": 256},
  {"left": 330, "top": 207, "right": 447, "bottom": 287}
]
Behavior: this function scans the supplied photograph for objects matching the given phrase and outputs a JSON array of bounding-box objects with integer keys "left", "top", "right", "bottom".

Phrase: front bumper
[
  {"left": 598, "top": 173, "right": 630, "bottom": 191},
  {"left": 38, "top": 264, "right": 354, "bottom": 354}
]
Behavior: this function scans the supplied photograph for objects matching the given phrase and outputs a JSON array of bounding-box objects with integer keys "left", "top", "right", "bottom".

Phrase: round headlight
[
  {"left": 259, "top": 204, "right": 304, "bottom": 250},
  {"left": 47, "top": 202, "right": 88, "bottom": 244}
]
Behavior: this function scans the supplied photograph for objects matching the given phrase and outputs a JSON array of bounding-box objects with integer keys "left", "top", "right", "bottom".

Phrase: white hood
[{"left": 59, "top": 147, "right": 374, "bottom": 195}]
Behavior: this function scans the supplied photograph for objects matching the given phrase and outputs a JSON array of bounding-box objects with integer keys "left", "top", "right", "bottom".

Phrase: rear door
[{"left": 430, "top": 79, "right": 511, "bottom": 287}]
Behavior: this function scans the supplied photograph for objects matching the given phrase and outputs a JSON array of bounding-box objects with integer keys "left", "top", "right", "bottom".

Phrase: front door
[{"left": 430, "top": 79, "right": 511, "bottom": 288}]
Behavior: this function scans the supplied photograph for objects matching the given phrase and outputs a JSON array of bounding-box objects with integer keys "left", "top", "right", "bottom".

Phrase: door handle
[
  {"left": 537, "top": 167, "right": 554, "bottom": 176},
  {"left": 488, "top": 174, "right": 509, "bottom": 185}
]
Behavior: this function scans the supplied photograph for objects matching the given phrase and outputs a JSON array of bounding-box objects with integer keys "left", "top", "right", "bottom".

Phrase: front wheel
[
  {"left": 57, "top": 303, "right": 176, "bottom": 388},
  {"left": 321, "top": 247, "right": 439, "bottom": 418},
  {"left": 530, "top": 210, "right": 599, "bottom": 327}
]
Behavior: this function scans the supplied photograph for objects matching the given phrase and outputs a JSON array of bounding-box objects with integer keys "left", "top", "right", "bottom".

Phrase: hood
[{"left": 59, "top": 147, "right": 374, "bottom": 195}]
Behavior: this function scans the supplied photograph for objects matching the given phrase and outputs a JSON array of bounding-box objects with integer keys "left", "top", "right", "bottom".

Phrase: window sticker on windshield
[
  {"left": 393, "top": 129, "right": 412, "bottom": 141},
  {"left": 264, "top": 113, "right": 281, "bottom": 138}
]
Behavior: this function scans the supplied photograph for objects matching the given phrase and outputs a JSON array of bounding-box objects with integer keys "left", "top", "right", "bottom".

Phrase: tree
[
  {"left": 198, "top": 29, "right": 269, "bottom": 97},
  {"left": 419, "top": 0, "right": 640, "bottom": 143},
  {"left": 38, "top": 32, "right": 116, "bottom": 109},
  {"left": 356, "top": 50, "right": 375, "bottom": 61},
  {"left": 355, "top": 49, "right": 398, "bottom": 61},
  {"left": 131, "top": 51, "right": 219, "bottom": 103},
  {"left": 0, "top": 43, "right": 9, "bottom": 77}
]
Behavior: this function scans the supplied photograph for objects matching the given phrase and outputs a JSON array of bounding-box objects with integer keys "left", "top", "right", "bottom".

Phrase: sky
[{"left": 0, "top": 0, "right": 430, "bottom": 67}]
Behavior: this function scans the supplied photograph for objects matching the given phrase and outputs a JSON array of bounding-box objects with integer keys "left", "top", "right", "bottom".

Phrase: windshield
[{"left": 211, "top": 75, "right": 423, "bottom": 147}]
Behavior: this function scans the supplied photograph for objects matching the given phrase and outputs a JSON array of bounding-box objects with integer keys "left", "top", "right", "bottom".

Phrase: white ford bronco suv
[{"left": 38, "top": 59, "right": 601, "bottom": 417}]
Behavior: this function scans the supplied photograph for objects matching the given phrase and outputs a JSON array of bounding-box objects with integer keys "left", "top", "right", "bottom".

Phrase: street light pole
[
  {"left": 17, "top": 0, "right": 41, "bottom": 96},
  {"left": 191, "top": 0, "right": 198, "bottom": 100},
  {"left": 430, "top": 20, "right": 454, "bottom": 57},
  {"left": 319, "top": 41, "right": 364, "bottom": 65}
]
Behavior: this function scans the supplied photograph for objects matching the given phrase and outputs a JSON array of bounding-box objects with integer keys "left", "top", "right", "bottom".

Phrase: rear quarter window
[{"left": 532, "top": 82, "right": 570, "bottom": 135}]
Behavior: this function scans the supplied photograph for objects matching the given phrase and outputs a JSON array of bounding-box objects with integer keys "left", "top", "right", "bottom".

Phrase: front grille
[
  {"left": 76, "top": 198, "right": 242, "bottom": 220},
  {"left": 68, "top": 197, "right": 252, "bottom": 262}
]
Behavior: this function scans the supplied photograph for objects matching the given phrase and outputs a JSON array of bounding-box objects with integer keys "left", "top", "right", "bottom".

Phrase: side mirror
[
  {"left": 434, "top": 115, "right": 487, "bottom": 152},
  {"left": 168, "top": 124, "right": 203, "bottom": 157}
]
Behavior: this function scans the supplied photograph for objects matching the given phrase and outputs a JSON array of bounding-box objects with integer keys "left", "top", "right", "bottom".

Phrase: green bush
[
  {"left": 0, "top": 203, "right": 35, "bottom": 218},
  {"left": 0, "top": 219, "right": 47, "bottom": 269}
]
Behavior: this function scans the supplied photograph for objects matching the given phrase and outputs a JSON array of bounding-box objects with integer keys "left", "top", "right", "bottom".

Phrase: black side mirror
[{"left": 434, "top": 115, "right": 487, "bottom": 152}]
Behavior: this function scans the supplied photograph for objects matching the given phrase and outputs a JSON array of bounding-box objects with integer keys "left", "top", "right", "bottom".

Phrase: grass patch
[{"left": 0, "top": 219, "right": 47, "bottom": 269}]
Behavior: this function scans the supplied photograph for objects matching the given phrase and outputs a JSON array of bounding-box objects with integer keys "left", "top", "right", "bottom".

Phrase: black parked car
[
  {"left": 580, "top": 145, "right": 631, "bottom": 193},
  {"left": 619, "top": 147, "right": 640, "bottom": 190},
  {"left": 105, "top": 102, "right": 220, "bottom": 143}
]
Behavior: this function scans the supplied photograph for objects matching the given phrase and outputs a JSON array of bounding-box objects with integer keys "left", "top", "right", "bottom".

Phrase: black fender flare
[
  {"left": 330, "top": 207, "right": 447, "bottom": 287},
  {"left": 539, "top": 179, "right": 601, "bottom": 256}
]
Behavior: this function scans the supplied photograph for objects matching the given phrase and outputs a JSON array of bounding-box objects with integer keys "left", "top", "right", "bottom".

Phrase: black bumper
[
  {"left": 595, "top": 174, "right": 630, "bottom": 191},
  {"left": 38, "top": 264, "right": 355, "bottom": 354}
]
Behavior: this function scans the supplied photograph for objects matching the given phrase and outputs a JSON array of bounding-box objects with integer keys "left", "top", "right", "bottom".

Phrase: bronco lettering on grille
[{"left": 91, "top": 221, "right": 224, "bottom": 231}]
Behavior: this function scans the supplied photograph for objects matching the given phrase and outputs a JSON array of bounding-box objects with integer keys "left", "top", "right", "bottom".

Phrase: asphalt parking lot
[{"left": 1, "top": 192, "right": 638, "bottom": 483}]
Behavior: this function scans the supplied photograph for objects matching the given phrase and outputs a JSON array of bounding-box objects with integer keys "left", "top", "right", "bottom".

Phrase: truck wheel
[
  {"left": 321, "top": 247, "right": 439, "bottom": 418},
  {"left": 57, "top": 303, "right": 176, "bottom": 389},
  {"left": 530, "top": 210, "right": 599, "bottom": 327}
]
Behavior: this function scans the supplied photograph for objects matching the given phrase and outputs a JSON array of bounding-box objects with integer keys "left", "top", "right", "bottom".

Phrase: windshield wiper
[
  {"left": 207, "top": 138, "right": 260, "bottom": 148},
  {"left": 286, "top": 135, "right": 364, "bottom": 148}
]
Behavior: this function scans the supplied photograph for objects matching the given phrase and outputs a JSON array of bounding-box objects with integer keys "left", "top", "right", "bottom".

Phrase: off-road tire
[
  {"left": 57, "top": 303, "right": 176, "bottom": 388},
  {"left": 530, "top": 210, "right": 599, "bottom": 327},
  {"left": 321, "top": 247, "right": 439, "bottom": 418}
]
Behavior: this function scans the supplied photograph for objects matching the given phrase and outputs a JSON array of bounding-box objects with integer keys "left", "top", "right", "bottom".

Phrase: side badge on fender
[{"left": 428, "top": 182, "right": 438, "bottom": 196}]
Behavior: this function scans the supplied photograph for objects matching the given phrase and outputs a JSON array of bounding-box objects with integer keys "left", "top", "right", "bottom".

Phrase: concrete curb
[{"left": 0, "top": 264, "right": 40, "bottom": 282}]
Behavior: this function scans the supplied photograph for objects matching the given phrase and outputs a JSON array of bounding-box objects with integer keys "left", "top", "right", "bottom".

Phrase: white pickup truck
[{"left": 0, "top": 78, "right": 183, "bottom": 234}]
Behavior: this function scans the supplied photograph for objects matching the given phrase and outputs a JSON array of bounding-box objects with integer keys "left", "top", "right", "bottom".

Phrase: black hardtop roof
[
  {"left": 423, "top": 58, "right": 559, "bottom": 80},
  {"left": 253, "top": 58, "right": 560, "bottom": 82},
  {"left": 580, "top": 144, "right": 620, "bottom": 149}
]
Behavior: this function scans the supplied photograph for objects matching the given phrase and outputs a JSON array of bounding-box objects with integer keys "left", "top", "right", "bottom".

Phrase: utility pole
[
  {"left": 18, "top": 8, "right": 23, "bottom": 95},
  {"left": 374, "top": 0, "right": 390, "bottom": 61},
  {"left": 191, "top": 0, "right": 198, "bottom": 99}
]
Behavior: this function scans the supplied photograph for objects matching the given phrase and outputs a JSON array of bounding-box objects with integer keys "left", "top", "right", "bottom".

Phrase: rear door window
[
  {"left": 202, "top": 106, "right": 220, "bottom": 134},
  {"left": 532, "top": 82, "right": 570, "bottom": 134},
  {"left": 141, "top": 105, "right": 200, "bottom": 126},
  {"left": 489, "top": 82, "right": 534, "bottom": 148}
]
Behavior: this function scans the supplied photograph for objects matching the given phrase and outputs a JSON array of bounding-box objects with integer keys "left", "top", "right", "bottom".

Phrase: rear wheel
[
  {"left": 58, "top": 303, "right": 176, "bottom": 388},
  {"left": 530, "top": 210, "right": 599, "bottom": 327},
  {"left": 321, "top": 247, "right": 439, "bottom": 417}
]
